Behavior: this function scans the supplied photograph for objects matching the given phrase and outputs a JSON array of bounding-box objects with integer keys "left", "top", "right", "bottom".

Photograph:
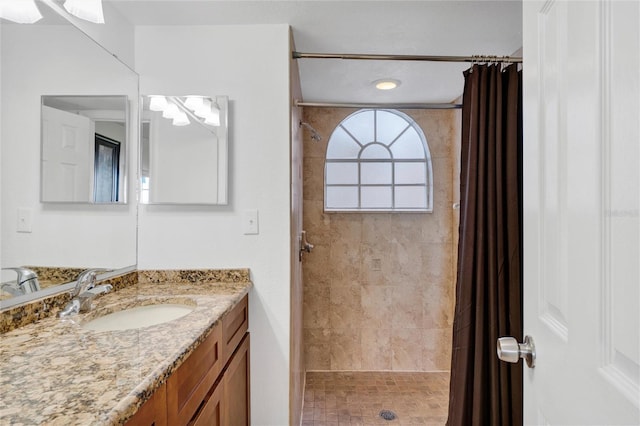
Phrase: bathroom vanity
[
  {"left": 127, "top": 294, "right": 249, "bottom": 426},
  {"left": 0, "top": 270, "right": 251, "bottom": 425}
]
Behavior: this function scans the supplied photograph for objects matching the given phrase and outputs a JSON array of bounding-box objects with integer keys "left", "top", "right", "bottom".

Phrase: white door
[
  {"left": 522, "top": 0, "right": 639, "bottom": 424},
  {"left": 41, "top": 105, "right": 92, "bottom": 202}
]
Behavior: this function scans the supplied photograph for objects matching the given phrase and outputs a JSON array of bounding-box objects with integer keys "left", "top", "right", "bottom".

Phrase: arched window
[{"left": 324, "top": 109, "right": 433, "bottom": 212}]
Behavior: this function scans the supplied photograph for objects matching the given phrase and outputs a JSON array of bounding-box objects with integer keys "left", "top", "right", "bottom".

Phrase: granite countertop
[{"left": 0, "top": 278, "right": 252, "bottom": 425}]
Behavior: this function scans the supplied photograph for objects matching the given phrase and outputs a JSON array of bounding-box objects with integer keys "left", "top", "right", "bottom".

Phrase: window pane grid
[
  {"left": 324, "top": 109, "right": 432, "bottom": 212},
  {"left": 339, "top": 124, "right": 364, "bottom": 148},
  {"left": 387, "top": 124, "right": 412, "bottom": 148},
  {"left": 326, "top": 183, "right": 428, "bottom": 187},
  {"left": 327, "top": 159, "right": 425, "bottom": 163}
]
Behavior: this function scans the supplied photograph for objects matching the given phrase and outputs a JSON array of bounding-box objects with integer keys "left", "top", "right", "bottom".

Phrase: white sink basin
[{"left": 82, "top": 303, "right": 195, "bottom": 332}]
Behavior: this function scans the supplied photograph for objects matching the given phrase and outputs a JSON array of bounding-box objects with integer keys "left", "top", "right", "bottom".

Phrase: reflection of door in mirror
[{"left": 41, "top": 105, "right": 92, "bottom": 202}]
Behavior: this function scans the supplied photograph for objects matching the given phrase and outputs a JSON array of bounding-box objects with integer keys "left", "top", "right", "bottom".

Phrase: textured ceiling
[{"left": 110, "top": 0, "right": 523, "bottom": 104}]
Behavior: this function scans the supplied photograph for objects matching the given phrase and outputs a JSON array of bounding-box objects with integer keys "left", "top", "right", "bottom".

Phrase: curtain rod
[
  {"left": 296, "top": 101, "right": 462, "bottom": 110},
  {"left": 292, "top": 51, "right": 522, "bottom": 64}
]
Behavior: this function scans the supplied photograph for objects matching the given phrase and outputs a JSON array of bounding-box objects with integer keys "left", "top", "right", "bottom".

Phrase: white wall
[
  {"left": 0, "top": 24, "right": 138, "bottom": 271},
  {"left": 148, "top": 112, "right": 219, "bottom": 204},
  {"left": 135, "top": 25, "right": 292, "bottom": 425}
]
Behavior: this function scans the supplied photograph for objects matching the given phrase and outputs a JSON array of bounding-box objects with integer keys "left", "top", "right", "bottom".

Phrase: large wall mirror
[
  {"left": 140, "top": 95, "right": 228, "bottom": 205},
  {"left": 0, "top": 5, "right": 138, "bottom": 308}
]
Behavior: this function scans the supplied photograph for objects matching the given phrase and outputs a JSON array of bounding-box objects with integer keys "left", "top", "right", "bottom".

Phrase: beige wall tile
[
  {"left": 423, "top": 328, "right": 453, "bottom": 371},
  {"left": 391, "top": 284, "right": 424, "bottom": 329},
  {"left": 361, "top": 328, "right": 392, "bottom": 370},
  {"left": 303, "top": 157, "right": 325, "bottom": 202},
  {"left": 331, "top": 328, "right": 362, "bottom": 370},
  {"left": 328, "top": 240, "right": 361, "bottom": 284},
  {"left": 303, "top": 107, "right": 459, "bottom": 372},
  {"left": 360, "top": 285, "right": 393, "bottom": 329},
  {"left": 305, "top": 328, "right": 332, "bottom": 370},
  {"left": 420, "top": 205, "right": 454, "bottom": 244},
  {"left": 304, "top": 281, "right": 331, "bottom": 329},
  {"left": 303, "top": 243, "right": 331, "bottom": 286},
  {"left": 391, "top": 328, "right": 424, "bottom": 371},
  {"left": 329, "top": 284, "right": 362, "bottom": 329},
  {"left": 420, "top": 242, "right": 453, "bottom": 283},
  {"left": 328, "top": 214, "right": 362, "bottom": 245},
  {"left": 390, "top": 240, "right": 425, "bottom": 283},
  {"left": 423, "top": 279, "right": 454, "bottom": 329},
  {"left": 303, "top": 200, "right": 332, "bottom": 240},
  {"left": 360, "top": 242, "right": 392, "bottom": 286}
]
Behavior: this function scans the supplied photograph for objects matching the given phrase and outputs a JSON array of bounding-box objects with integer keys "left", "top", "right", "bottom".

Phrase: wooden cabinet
[
  {"left": 125, "top": 383, "right": 167, "bottom": 426},
  {"left": 127, "top": 295, "right": 249, "bottom": 426},
  {"left": 221, "top": 294, "right": 248, "bottom": 362},
  {"left": 191, "top": 377, "right": 223, "bottom": 426},
  {"left": 167, "top": 324, "right": 223, "bottom": 425},
  {"left": 223, "top": 333, "right": 250, "bottom": 426}
]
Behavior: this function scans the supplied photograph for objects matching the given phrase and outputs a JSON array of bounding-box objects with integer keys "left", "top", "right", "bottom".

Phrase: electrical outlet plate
[
  {"left": 17, "top": 208, "right": 32, "bottom": 233},
  {"left": 243, "top": 209, "right": 259, "bottom": 235}
]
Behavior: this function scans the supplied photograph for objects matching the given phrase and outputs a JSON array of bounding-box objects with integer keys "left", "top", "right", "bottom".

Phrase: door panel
[
  {"left": 523, "top": 0, "right": 639, "bottom": 424},
  {"left": 41, "top": 105, "right": 92, "bottom": 202}
]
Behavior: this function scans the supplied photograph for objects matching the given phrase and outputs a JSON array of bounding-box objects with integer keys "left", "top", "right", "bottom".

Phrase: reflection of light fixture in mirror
[
  {"left": 184, "top": 96, "right": 204, "bottom": 111},
  {"left": 149, "top": 95, "right": 168, "bottom": 112},
  {"left": 63, "top": 0, "right": 104, "bottom": 24},
  {"left": 162, "top": 103, "right": 180, "bottom": 119},
  {"left": 147, "top": 95, "right": 220, "bottom": 130},
  {"left": 0, "top": 0, "right": 43, "bottom": 23},
  {"left": 194, "top": 99, "right": 212, "bottom": 119},
  {"left": 172, "top": 111, "right": 190, "bottom": 126}
]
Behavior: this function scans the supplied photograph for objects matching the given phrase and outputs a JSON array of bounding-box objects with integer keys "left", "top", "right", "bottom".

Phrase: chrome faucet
[
  {"left": 1, "top": 267, "right": 41, "bottom": 295},
  {"left": 59, "top": 269, "right": 112, "bottom": 318}
]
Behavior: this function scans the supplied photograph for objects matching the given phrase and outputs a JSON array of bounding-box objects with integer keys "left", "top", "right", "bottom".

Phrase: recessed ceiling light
[{"left": 374, "top": 79, "right": 401, "bottom": 90}]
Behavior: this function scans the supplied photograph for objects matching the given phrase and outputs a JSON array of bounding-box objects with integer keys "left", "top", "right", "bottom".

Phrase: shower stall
[{"left": 299, "top": 105, "right": 462, "bottom": 424}]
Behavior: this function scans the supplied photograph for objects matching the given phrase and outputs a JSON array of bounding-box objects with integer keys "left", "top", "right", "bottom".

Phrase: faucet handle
[
  {"left": 2, "top": 267, "right": 37, "bottom": 281},
  {"left": 73, "top": 269, "right": 105, "bottom": 296},
  {"left": 2, "top": 267, "right": 41, "bottom": 293}
]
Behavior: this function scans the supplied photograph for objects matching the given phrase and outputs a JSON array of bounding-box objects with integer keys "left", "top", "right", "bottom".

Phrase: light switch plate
[
  {"left": 243, "top": 209, "right": 259, "bottom": 235},
  {"left": 17, "top": 208, "right": 32, "bottom": 233}
]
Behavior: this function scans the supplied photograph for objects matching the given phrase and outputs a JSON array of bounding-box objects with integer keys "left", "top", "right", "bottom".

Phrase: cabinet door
[
  {"left": 167, "top": 324, "right": 223, "bottom": 425},
  {"left": 190, "top": 380, "right": 224, "bottom": 426},
  {"left": 125, "top": 383, "right": 167, "bottom": 426},
  {"left": 223, "top": 333, "right": 250, "bottom": 426}
]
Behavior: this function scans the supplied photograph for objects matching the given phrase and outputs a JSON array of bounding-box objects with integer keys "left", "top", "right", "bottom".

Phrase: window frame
[{"left": 324, "top": 109, "right": 433, "bottom": 213}]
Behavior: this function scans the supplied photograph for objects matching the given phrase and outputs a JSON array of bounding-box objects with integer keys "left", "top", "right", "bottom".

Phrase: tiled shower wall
[{"left": 302, "top": 107, "right": 460, "bottom": 372}]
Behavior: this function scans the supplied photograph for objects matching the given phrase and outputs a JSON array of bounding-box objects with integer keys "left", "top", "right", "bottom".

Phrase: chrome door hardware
[
  {"left": 497, "top": 335, "right": 536, "bottom": 368},
  {"left": 299, "top": 231, "right": 315, "bottom": 261}
]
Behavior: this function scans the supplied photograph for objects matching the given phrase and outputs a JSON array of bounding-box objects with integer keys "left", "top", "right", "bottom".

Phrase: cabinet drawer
[
  {"left": 222, "top": 295, "right": 248, "bottom": 362},
  {"left": 167, "top": 324, "right": 223, "bottom": 426}
]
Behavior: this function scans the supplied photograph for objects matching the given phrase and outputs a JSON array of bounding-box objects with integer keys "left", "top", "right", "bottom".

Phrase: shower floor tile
[{"left": 302, "top": 371, "right": 449, "bottom": 426}]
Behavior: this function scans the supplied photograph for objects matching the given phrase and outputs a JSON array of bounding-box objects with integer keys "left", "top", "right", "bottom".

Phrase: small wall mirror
[
  {"left": 140, "top": 95, "right": 228, "bottom": 205},
  {"left": 41, "top": 95, "right": 128, "bottom": 204}
]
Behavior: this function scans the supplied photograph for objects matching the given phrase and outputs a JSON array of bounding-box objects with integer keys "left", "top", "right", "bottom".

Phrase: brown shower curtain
[{"left": 446, "top": 64, "right": 523, "bottom": 426}]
